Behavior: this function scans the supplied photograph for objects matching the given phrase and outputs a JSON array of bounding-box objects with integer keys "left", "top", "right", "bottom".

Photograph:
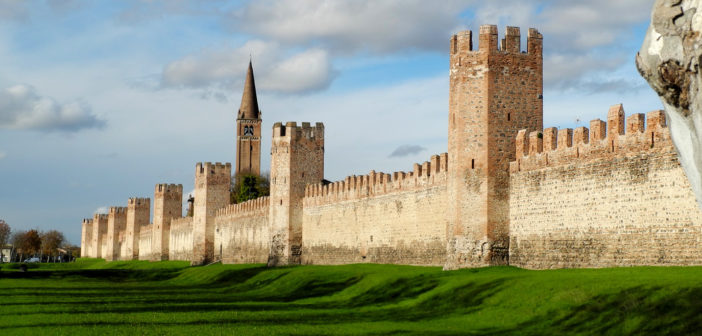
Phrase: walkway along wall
[{"left": 509, "top": 106, "right": 702, "bottom": 268}]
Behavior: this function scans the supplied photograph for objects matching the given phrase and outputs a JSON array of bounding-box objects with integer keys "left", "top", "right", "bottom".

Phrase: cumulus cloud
[
  {"left": 0, "top": 84, "right": 105, "bottom": 133},
  {"left": 233, "top": 0, "right": 470, "bottom": 54},
  {"left": 389, "top": 145, "right": 427, "bottom": 158},
  {"left": 161, "top": 40, "right": 335, "bottom": 95}
]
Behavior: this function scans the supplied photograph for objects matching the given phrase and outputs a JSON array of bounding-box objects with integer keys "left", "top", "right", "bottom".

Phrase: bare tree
[{"left": 0, "top": 220, "right": 10, "bottom": 263}]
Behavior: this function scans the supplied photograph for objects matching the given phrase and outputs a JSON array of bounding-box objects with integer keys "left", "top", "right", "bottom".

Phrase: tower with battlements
[
  {"left": 268, "top": 122, "right": 324, "bottom": 266},
  {"left": 192, "top": 162, "right": 231, "bottom": 265},
  {"left": 152, "top": 184, "right": 182, "bottom": 261},
  {"left": 236, "top": 61, "right": 262, "bottom": 176},
  {"left": 125, "top": 197, "right": 150, "bottom": 260},
  {"left": 445, "top": 25, "right": 543, "bottom": 269}
]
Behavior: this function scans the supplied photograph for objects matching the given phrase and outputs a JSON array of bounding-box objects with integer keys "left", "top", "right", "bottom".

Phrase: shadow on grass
[{"left": 480, "top": 286, "right": 702, "bottom": 336}]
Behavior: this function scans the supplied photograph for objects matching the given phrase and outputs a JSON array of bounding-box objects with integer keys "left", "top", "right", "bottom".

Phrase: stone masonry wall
[
  {"left": 138, "top": 224, "right": 153, "bottom": 260},
  {"left": 509, "top": 107, "right": 702, "bottom": 268},
  {"left": 302, "top": 154, "right": 449, "bottom": 266},
  {"left": 169, "top": 217, "right": 194, "bottom": 261},
  {"left": 215, "top": 196, "right": 270, "bottom": 263}
]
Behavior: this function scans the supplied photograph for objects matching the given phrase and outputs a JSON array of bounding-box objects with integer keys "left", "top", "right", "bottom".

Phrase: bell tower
[{"left": 236, "top": 61, "right": 262, "bottom": 176}]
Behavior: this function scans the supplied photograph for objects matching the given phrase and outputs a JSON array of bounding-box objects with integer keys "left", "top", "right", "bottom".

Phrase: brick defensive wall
[
  {"left": 215, "top": 196, "right": 270, "bottom": 264},
  {"left": 169, "top": 216, "right": 194, "bottom": 261},
  {"left": 509, "top": 104, "right": 702, "bottom": 268}
]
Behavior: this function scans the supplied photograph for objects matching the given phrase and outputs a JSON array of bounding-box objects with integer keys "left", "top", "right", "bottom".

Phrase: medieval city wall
[
  {"left": 169, "top": 217, "right": 194, "bottom": 261},
  {"left": 214, "top": 196, "right": 270, "bottom": 264},
  {"left": 509, "top": 107, "right": 702, "bottom": 269},
  {"left": 301, "top": 154, "right": 449, "bottom": 266},
  {"left": 138, "top": 224, "right": 153, "bottom": 260}
]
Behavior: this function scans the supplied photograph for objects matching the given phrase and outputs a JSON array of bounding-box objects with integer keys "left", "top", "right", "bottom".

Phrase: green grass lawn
[{"left": 1, "top": 260, "right": 701, "bottom": 335}]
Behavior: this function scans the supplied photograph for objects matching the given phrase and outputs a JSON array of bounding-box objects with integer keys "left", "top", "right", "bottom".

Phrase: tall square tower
[{"left": 446, "top": 25, "right": 543, "bottom": 269}]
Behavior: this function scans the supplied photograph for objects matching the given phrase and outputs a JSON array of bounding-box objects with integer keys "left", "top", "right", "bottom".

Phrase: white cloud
[
  {"left": 0, "top": 84, "right": 105, "bottom": 132},
  {"left": 233, "top": 0, "right": 469, "bottom": 54},
  {"left": 94, "top": 206, "right": 108, "bottom": 215},
  {"left": 161, "top": 40, "right": 335, "bottom": 94}
]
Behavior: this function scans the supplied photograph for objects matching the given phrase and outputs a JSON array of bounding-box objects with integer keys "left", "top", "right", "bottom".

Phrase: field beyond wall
[{"left": 1, "top": 260, "right": 701, "bottom": 335}]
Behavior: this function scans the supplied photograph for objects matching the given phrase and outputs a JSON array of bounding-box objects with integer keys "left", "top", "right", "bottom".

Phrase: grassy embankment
[{"left": 1, "top": 259, "right": 701, "bottom": 335}]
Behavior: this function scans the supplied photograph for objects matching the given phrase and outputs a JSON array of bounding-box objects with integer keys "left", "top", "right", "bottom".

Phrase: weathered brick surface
[
  {"left": 152, "top": 184, "right": 182, "bottom": 261},
  {"left": 169, "top": 217, "right": 194, "bottom": 261},
  {"left": 91, "top": 214, "right": 108, "bottom": 258},
  {"left": 123, "top": 197, "right": 149, "bottom": 260},
  {"left": 215, "top": 197, "right": 270, "bottom": 263},
  {"left": 269, "top": 122, "right": 324, "bottom": 266},
  {"left": 302, "top": 157, "right": 448, "bottom": 265},
  {"left": 81, "top": 219, "right": 93, "bottom": 258},
  {"left": 105, "top": 207, "right": 127, "bottom": 261},
  {"left": 446, "top": 25, "right": 543, "bottom": 269},
  {"left": 192, "top": 162, "right": 231, "bottom": 265},
  {"left": 510, "top": 108, "right": 702, "bottom": 268},
  {"left": 138, "top": 224, "right": 153, "bottom": 260}
]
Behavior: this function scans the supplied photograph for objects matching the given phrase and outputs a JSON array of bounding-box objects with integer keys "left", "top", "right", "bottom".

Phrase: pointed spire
[{"left": 238, "top": 60, "right": 260, "bottom": 120}]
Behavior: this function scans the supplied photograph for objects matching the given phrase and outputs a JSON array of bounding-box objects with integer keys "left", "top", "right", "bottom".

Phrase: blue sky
[{"left": 0, "top": 0, "right": 661, "bottom": 245}]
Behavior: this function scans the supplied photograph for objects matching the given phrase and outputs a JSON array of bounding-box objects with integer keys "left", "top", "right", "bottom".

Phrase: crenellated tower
[
  {"left": 269, "top": 122, "right": 325, "bottom": 266},
  {"left": 81, "top": 218, "right": 93, "bottom": 258},
  {"left": 91, "top": 213, "right": 108, "bottom": 259},
  {"left": 192, "top": 162, "right": 231, "bottom": 265},
  {"left": 105, "top": 206, "right": 127, "bottom": 261},
  {"left": 152, "top": 184, "right": 182, "bottom": 261},
  {"left": 445, "top": 25, "right": 543, "bottom": 269},
  {"left": 236, "top": 61, "right": 262, "bottom": 176},
  {"left": 125, "top": 197, "right": 150, "bottom": 260}
]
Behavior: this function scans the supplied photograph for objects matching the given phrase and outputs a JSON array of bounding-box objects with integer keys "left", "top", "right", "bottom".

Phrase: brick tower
[
  {"left": 268, "top": 122, "right": 324, "bottom": 266},
  {"left": 81, "top": 218, "right": 93, "bottom": 258},
  {"left": 152, "top": 184, "right": 182, "bottom": 261},
  {"left": 91, "top": 213, "right": 108, "bottom": 258},
  {"left": 235, "top": 61, "right": 262, "bottom": 176},
  {"left": 125, "top": 197, "right": 150, "bottom": 260},
  {"left": 105, "top": 206, "right": 127, "bottom": 261},
  {"left": 445, "top": 25, "right": 543, "bottom": 269},
  {"left": 192, "top": 162, "right": 231, "bottom": 265}
]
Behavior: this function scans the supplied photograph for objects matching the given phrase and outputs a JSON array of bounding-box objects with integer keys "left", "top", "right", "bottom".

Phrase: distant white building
[{"left": 1, "top": 244, "right": 12, "bottom": 262}]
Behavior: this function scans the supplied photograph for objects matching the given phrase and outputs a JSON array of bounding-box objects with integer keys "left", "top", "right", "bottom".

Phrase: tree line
[{"left": 0, "top": 219, "right": 79, "bottom": 263}]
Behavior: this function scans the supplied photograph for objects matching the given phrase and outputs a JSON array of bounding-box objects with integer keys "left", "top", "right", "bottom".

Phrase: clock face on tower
[{"left": 244, "top": 126, "right": 254, "bottom": 136}]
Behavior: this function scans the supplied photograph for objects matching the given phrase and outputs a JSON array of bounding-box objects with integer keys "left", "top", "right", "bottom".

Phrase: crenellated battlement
[
  {"left": 510, "top": 105, "right": 671, "bottom": 173},
  {"left": 272, "top": 121, "right": 324, "bottom": 141},
  {"left": 195, "top": 162, "right": 231, "bottom": 177},
  {"left": 82, "top": 218, "right": 93, "bottom": 225},
  {"left": 450, "top": 25, "right": 542, "bottom": 56},
  {"left": 216, "top": 196, "right": 270, "bottom": 218},
  {"left": 127, "top": 197, "right": 150, "bottom": 209},
  {"left": 108, "top": 206, "right": 127, "bottom": 215},
  {"left": 304, "top": 153, "right": 448, "bottom": 207},
  {"left": 155, "top": 183, "right": 183, "bottom": 195}
]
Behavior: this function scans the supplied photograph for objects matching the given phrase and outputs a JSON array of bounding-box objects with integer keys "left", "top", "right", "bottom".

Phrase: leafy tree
[
  {"left": 20, "top": 230, "right": 41, "bottom": 257},
  {"left": 40, "top": 230, "right": 65, "bottom": 260},
  {"left": 230, "top": 172, "right": 270, "bottom": 204},
  {"left": 0, "top": 219, "right": 10, "bottom": 263}
]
